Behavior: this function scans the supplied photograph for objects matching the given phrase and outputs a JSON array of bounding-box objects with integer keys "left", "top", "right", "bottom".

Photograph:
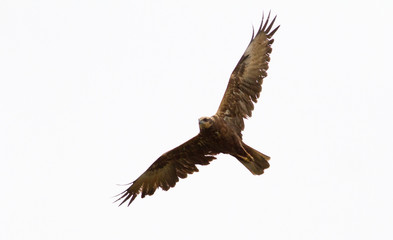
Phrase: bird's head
[{"left": 198, "top": 116, "right": 214, "bottom": 131}]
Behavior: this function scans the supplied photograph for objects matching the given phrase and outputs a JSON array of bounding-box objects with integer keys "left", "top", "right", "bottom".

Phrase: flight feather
[{"left": 216, "top": 12, "right": 280, "bottom": 135}]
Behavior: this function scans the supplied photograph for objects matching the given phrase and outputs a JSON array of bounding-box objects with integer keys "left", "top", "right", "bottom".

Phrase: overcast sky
[{"left": 1, "top": 0, "right": 393, "bottom": 239}]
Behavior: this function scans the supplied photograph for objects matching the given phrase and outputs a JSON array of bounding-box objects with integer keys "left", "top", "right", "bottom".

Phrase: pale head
[{"left": 198, "top": 116, "right": 214, "bottom": 131}]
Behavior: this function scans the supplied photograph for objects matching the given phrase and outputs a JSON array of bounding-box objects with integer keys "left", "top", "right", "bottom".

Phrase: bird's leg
[{"left": 235, "top": 144, "right": 254, "bottom": 162}]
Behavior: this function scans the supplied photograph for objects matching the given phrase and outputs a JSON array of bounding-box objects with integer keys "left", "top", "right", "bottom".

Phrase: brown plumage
[{"left": 116, "top": 12, "right": 279, "bottom": 206}]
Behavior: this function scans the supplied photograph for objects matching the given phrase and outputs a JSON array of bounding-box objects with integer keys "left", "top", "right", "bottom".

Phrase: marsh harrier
[{"left": 116, "top": 12, "right": 279, "bottom": 206}]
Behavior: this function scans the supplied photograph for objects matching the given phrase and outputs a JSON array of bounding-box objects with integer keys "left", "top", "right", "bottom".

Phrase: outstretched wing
[
  {"left": 216, "top": 12, "right": 279, "bottom": 136},
  {"left": 116, "top": 135, "right": 218, "bottom": 206}
]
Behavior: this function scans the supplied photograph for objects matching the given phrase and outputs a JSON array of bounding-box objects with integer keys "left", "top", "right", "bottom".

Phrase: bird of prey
[{"left": 116, "top": 12, "right": 279, "bottom": 206}]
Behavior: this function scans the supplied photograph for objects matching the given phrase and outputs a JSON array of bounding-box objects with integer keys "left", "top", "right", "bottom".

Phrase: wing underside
[
  {"left": 216, "top": 12, "right": 279, "bottom": 135},
  {"left": 116, "top": 135, "right": 218, "bottom": 206}
]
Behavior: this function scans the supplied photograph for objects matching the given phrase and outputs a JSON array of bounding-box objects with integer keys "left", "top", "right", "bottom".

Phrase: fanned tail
[{"left": 235, "top": 143, "right": 270, "bottom": 175}]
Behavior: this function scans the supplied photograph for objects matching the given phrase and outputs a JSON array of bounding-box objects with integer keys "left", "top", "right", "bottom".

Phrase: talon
[
  {"left": 236, "top": 153, "right": 254, "bottom": 162},
  {"left": 247, "top": 153, "right": 254, "bottom": 161},
  {"left": 238, "top": 145, "right": 254, "bottom": 162}
]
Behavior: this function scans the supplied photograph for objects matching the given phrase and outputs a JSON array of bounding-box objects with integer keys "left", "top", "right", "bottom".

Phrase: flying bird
[{"left": 116, "top": 12, "right": 279, "bottom": 206}]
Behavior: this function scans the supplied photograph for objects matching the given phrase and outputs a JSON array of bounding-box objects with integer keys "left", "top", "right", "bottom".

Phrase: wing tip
[
  {"left": 113, "top": 190, "right": 135, "bottom": 207},
  {"left": 114, "top": 180, "right": 140, "bottom": 207},
  {"left": 250, "top": 26, "right": 255, "bottom": 43},
  {"left": 257, "top": 11, "right": 279, "bottom": 38}
]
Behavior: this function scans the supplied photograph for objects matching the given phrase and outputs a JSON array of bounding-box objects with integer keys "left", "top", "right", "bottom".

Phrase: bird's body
[
  {"left": 116, "top": 12, "right": 279, "bottom": 206},
  {"left": 198, "top": 116, "right": 239, "bottom": 155},
  {"left": 198, "top": 115, "right": 270, "bottom": 175}
]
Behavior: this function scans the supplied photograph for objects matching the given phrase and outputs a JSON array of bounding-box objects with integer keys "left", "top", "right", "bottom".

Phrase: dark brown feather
[
  {"left": 115, "top": 135, "right": 218, "bottom": 206},
  {"left": 216, "top": 12, "right": 280, "bottom": 136}
]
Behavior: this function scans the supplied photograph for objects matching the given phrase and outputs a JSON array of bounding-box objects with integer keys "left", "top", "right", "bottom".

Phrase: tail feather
[{"left": 236, "top": 144, "right": 270, "bottom": 175}]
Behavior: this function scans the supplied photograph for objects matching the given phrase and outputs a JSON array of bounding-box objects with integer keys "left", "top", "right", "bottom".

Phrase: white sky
[{"left": 1, "top": 0, "right": 393, "bottom": 239}]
